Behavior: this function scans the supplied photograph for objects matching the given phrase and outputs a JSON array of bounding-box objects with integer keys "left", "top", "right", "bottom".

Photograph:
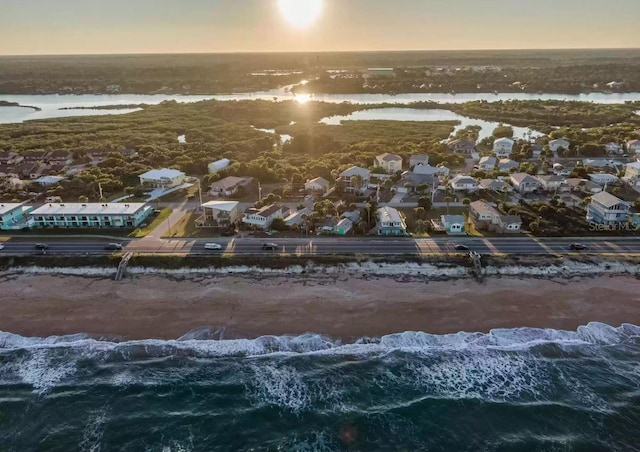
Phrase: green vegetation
[
  {"left": 162, "top": 211, "right": 199, "bottom": 238},
  {"left": 130, "top": 208, "right": 172, "bottom": 238}
]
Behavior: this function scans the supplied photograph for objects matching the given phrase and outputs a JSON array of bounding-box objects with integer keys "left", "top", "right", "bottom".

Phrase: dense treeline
[{"left": 2, "top": 49, "right": 640, "bottom": 94}]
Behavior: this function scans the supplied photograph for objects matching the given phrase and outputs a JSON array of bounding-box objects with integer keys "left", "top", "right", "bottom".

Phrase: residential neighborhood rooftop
[
  {"left": 590, "top": 191, "right": 627, "bottom": 208},
  {"left": 30, "top": 202, "right": 149, "bottom": 216},
  {"left": 0, "top": 203, "right": 27, "bottom": 216},
  {"left": 201, "top": 201, "right": 239, "bottom": 212},
  {"left": 139, "top": 168, "right": 185, "bottom": 179}
]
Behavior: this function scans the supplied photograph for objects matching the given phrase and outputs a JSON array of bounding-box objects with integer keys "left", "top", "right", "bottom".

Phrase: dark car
[
  {"left": 262, "top": 242, "right": 279, "bottom": 251},
  {"left": 34, "top": 243, "right": 49, "bottom": 250},
  {"left": 104, "top": 243, "right": 124, "bottom": 251},
  {"left": 454, "top": 244, "right": 469, "bottom": 251},
  {"left": 569, "top": 243, "right": 588, "bottom": 251},
  {"left": 222, "top": 229, "right": 236, "bottom": 237}
]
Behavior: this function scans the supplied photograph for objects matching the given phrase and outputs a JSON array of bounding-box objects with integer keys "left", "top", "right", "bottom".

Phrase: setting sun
[{"left": 278, "top": 0, "right": 324, "bottom": 28}]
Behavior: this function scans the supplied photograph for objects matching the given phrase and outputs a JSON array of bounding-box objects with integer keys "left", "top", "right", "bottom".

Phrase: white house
[
  {"left": 375, "top": 206, "right": 407, "bottom": 236},
  {"left": 478, "top": 156, "right": 497, "bottom": 171},
  {"left": 209, "top": 176, "right": 254, "bottom": 197},
  {"left": 413, "top": 164, "right": 450, "bottom": 177},
  {"left": 33, "top": 175, "right": 65, "bottom": 187},
  {"left": 588, "top": 173, "right": 619, "bottom": 186},
  {"left": 198, "top": 201, "right": 240, "bottom": 228},
  {"left": 604, "top": 142, "right": 623, "bottom": 155},
  {"left": 623, "top": 162, "right": 640, "bottom": 190},
  {"left": 374, "top": 153, "right": 403, "bottom": 173},
  {"left": 498, "top": 158, "right": 519, "bottom": 172},
  {"left": 510, "top": 173, "right": 541, "bottom": 193},
  {"left": 536, "top": 175, "right": 564, "bottom": 191},
  {"left": 627, "top": 139, "right": 640, "bottom": 154},
  {"left": 139, "top": 168, "right": 186, "bottom": 189},
  {"left": 586, "top": 192, "right": 630, "bottom": 226},
  {"left": 492, "top": 138, "right": 514, "bottom": 158},
  {"left": 338, "top": 166, "right": 371, "bottom": 193},
  {"left": 548, "top": 139, "right": 571, "bottom": 153},
  {"left": 242, "top": 204, "right": 290, "bottom": 230},
  {"left": 450, "top": 175, "right": 478, "bottom": 192},
  {"left": 469, "top": 200, "right": 522, "bottom": 234},
  {"left": 207, "top": 158, "right": 231, "bottom": 174},
  {"left": 304, "top": 177, "right": 331, "bottom": 193}
]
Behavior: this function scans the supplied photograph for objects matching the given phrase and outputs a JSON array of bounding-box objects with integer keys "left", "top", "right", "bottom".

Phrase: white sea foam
[
  {"left": 15, "top": 349, "right": 78, "bottom": 394},
  {"left": 80, "top": 408, "right": 108, "bottom": 452},
  {"left": 249, "top": 364, "right": 311, "bottom": 412}
]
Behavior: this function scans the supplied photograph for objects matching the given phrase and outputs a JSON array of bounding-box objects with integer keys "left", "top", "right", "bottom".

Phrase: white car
[
  {"left": 204, "top": 243, "right": 222, "bottom": 250},
  {"left": 0, "top": 244, "right": 4, "bottom": 250}
]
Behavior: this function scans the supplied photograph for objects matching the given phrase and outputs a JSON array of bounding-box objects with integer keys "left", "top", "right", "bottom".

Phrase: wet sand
[{"left": 0, "top": 273, "right": 639, "bottom": 340}]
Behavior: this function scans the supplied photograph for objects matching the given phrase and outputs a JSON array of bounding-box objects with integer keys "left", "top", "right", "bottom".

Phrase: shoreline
[{"left": 1, "top": 270, "right": 639, "bottom": 341}]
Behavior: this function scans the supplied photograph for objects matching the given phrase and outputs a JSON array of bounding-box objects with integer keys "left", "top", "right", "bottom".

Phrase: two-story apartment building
[
  {"left": 197, "top": 201, "right": 240, "bottom": 229},
  {"left": 139, "top": 168, "right": 186, "bottom": 189},
  {"left": 375, "top": 206, "right": 407, "bottom": 236},
  {"left": 242, "top": 204, "right": 290, "bottom": 230},
  {"left": 586, "top": 192, "right": 630, "bottom": 226},
  {"left": 339, "top": 166, "right": 371, "bottom": 193},
  {"left": 30, "top": 203, "right": 152, "bottom": 228},
  {"left": 493, "top": 138, "right": 514, "bottom": 158},
  {"left": 469, "top": 200, "right": 522, "bottom": 234},
  {"left": 0, "top": 203, "right": 34, "bottom": 230},
  {"left": 510, "top": 173, "right": 541, "bottom": 193},
  {"left": 374, "top": 153, "right": 403, "bottom": 173}
]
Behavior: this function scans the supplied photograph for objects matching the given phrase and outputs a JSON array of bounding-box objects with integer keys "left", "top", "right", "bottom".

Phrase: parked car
[
  {"left": 454, "top": 244, "right": 469, "bottom": 251},
  {"left": 262, "top": 242, "right": 279, "bottom": 251},
  {"left": 568, "top": 243, "right": 588, "bottom": 251},
  {"left": 34, "top": 243, "right": 49, "bottom": 250},
  {"left": 104, "top": 243, "right": 124, "bottom": 251},
  {"left": 204, "top": 243, "right": 223, "bottom": 250}
]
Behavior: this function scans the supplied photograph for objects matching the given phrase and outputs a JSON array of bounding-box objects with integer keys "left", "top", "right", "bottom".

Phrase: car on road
[
  {"left": 0, "top": 244, "right": 4, "bottom": 250},
  {"left": 104, "top": 243, "right": 124, "bottom": 251},
  {"left": 262, "top": 242, "right": 279, "bottom": 251},
  {"left": 34, "top": 243, "right": 49, "bottom": 250},
  {"left": 204, "top": 243, "right": 223, "bottom": 250},
  {"left": 568, "top": 243, "right": 588, "bottom": 251},
  {"left": 454, "top": 244, "right": 469, "bottom": 251}
]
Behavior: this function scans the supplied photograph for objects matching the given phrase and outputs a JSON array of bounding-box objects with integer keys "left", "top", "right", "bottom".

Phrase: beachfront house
[
  {"left": 197, "top": 201, "right": 240, "bottom": 229},
  {"left": 242, "top": 204, "right": 290, "bottom": 230},
  {"left": 586, "top": 191, "right": 630, "bottom": 226},
  {"left": 440, "top": 215, "right": 466, "bottom": 235},
  {"left": 492, "top": 138, "right": 514, "bottom": 158},
  {"left": 0, "top": 203, "right": 34, "bottom": 230},
  {"left": 374, "top": 153, "right": 403, "bottom": 174},
  {"left": 29, "top": 203, "right": 152, "bottom": 228},
  {"left": 469, "top": 200, "right": 522, "bottom": 234},
  {"left": 375, "top": 206, "right": 407, "bottom": 236},
  {"left": 510, "top": 173, "right": 541, "bottom": 193},
  {"left": 139, "top": 168, "right": 186, "bottom": 189}
]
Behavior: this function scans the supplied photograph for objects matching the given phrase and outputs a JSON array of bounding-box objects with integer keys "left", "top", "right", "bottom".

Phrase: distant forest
[{"left": 1, "top": 49, "right": 640, "bottom": 95}]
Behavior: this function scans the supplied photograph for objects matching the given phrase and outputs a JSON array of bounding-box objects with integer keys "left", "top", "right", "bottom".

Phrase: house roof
[
  {"left": 451, "top": 175, "right": 477, "bottom": 185},
  {"left": 510, "top": 173, "right": 540, "bottom": 185},
  {"left": 377, "top": 206, "right": 403, "bottom": 223},
  {"left": 565, "top": 178, "right": 601, "bottom": 190},
  {"left": 306, "top": 176, "right": 330, "bottom": 187},
  {"left": 626, "top": 162, "right": 640, "bottom": 170},
  {"left": 201, "top": 201, "right": 239, "bottom": 212},
  {"left": 448, "top": 139, "right": 476, "bottom": 147},
  {"left": 410, "top": 154, "right": 429, "bottom": 163},
  {"left": 442, "top": 214, "right": 466, "bottom": 224},
  {"left": 499, "top": 158, "right": 518, "bottom": 167},
  {"left": 31, "top": 202, "right": 148, "bottom": 216},
  {"left": 377, "top": 153, "right": 402, "bottom": 163},
  {"left": 494, "top": 137, "right": 514, "bottom": 145},
  {"left": 209, "top": 158, "right": 231, "bottom": 170},
  {"left": 139, "top": 168, "right": 185, "bottom": 180},
  {"left": 627, "top": 139, "right": 640, "bottom": 146},
  {"left": 336, "top": 218, "right": 353, "bottom": 229},
  {"left": 210, "top": 176, "right": 253, "bottom": 191},
  {"left": 34, "top": 175, "right": 64, "bottom": 184},
  {"left": 499, "top": 215, "right": 523, "bottom": 225},
  {"left": 479, "top": 156, "right": 497, "bottom": 165},
  {"left": 479, "top": 179, "right": 509, "bottom": 191},
  {"left": 284, "top": 208, "right": 310, "bottom": 224},
  {"left": 256, "top": 204, "right": 286, "bottom": 218},
  {"left": 0, "top": 203, "right": 27, "bottom": 216},
  {"left": 591, "top": 191, "right": 628, "bottom": 208},
  {"left": 413, "top": 164, "right": 446, "bottom": 175},
  {"left": 549, "top": 139, "right": 570, "bottom": 144},
  {"left": 340, "top": 166, "right": 370, "bottom": 178},
  {"left": 470, "top": 200, "right": 498, "bottom": 216},
  {"left": 537, "top": 175, "right": 564, "bottom": 183}
]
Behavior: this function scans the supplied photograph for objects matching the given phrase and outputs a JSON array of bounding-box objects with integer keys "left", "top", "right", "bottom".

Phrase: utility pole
[{"left": 197, "top": 178, "right": 204, "bottom": 213}]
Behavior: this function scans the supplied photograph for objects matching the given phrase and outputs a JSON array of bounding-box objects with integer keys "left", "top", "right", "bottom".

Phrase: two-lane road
[{"left": 1, "top": 236, "right": 640, "bottom": 257}]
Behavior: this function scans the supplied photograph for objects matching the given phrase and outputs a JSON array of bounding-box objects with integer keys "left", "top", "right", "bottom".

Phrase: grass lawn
[
  {"left": 129, "top": 208, "right": 172, "bottom": 238},
  {"left": 162, "top": 211, "right": 199, "bottom": 238}
]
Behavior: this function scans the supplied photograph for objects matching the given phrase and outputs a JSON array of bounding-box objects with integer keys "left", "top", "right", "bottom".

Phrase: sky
[{"left": 1, "top": 0, "right": 639, "bottom": 55}]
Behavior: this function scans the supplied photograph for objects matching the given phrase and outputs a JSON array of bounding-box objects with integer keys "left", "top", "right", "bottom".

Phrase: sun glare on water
[{"left": 278, "top": 0, "right": 324, "bottom": 28}]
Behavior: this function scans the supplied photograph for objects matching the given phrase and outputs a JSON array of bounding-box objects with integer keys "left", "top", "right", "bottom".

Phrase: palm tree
[
  {"left": 443, "top": 196, "right": 453, "bottom": 214},
  {"left": 350, "top": 175, "right": 365, "bottom": 195}
]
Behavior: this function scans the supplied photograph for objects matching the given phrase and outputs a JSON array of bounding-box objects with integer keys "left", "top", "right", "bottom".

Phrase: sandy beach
[{"left": 0, "top": 272, "right": 639, "bottom": 340}]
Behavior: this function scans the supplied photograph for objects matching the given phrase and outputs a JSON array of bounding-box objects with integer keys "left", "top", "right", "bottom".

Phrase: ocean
[{"left": 1, "top": 323, "right": 640, "bottom": 451}]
